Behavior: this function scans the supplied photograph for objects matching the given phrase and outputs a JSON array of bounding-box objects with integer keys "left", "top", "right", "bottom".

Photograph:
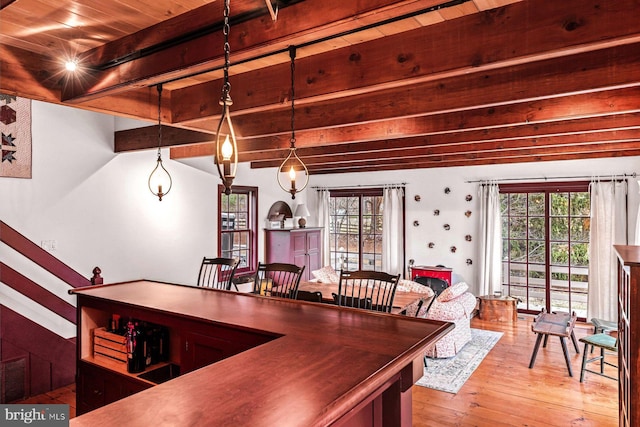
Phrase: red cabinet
[
  {"left": 410, "top": 265, "right": 452, "bottom": 286},
  {"left": 265, "top": 228, "right": 322, "bottom": 281}
]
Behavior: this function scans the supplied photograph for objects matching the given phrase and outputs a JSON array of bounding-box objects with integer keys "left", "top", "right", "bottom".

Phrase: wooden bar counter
[{"left": 69, "top": 280, "right": 452, "bottom": 427}]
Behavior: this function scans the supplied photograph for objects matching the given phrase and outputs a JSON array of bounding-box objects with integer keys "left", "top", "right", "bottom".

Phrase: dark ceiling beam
[
  {"left": 115, "top": 125, "right": 214, "bottom": 152},
  {"left": 168, "top": 0, "right": 640, "bottom": 126},
  {"left": 239, "top": 86, "right": 640, "bottom": 154},
  {"left": 303, "top": 145, "right": 640, "bottom": 174},
  {"left": 174, "top": 41, "right": 640, "bottom": 138},
  {"left": 170, "top": 81, "right": 640, "bottom": 159},
  {"left": 249, "top": 129, "right": 640, "bottom": 169},
  {"left": 0, "top": 0, "right": 17, "bottom": 10},
  {"left": 243, "top": 116, "right": 640, "bottom": 164},
  {"left": 60, "top": 0, "right": 448, "bottom": 103}
]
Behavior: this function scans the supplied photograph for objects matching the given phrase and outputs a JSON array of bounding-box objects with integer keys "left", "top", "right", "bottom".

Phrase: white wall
[
  {"left": 306, "top": 158, "right": 640, "bottom": 295},
  {"left": 1, "top": 101, "right": 638, "bottom": 327}
]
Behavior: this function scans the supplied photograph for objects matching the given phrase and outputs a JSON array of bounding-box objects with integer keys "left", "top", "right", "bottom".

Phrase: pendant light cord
[
  {"left": 222, "top": 0, "right": 231, "bottom": 102},
  {"left": 157, "top": 83, "right": 163, "bottom": 158},
  {"left": 290, "top": 46, "right": 296, "bottom": 149}
]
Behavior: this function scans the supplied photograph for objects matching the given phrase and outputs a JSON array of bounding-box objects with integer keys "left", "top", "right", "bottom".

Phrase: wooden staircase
[{"left": 0, "top": 221, "right": 96, "bottom": 402}]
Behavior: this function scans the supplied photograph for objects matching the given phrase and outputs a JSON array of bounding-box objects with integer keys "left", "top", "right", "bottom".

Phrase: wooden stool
[
  {"left": 579, "top": 333, "right": 618, "bottom": 382},
  {"left": 589, "top": 318, "right": 617, "bottom": 353},
  {"left": 529, "top": 310, "right": 580, "bottom": 376}
]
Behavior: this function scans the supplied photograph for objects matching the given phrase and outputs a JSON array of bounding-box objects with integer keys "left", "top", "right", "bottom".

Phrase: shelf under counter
[{"left": 70, "top": 280, "right": 453, "bottom": 427}]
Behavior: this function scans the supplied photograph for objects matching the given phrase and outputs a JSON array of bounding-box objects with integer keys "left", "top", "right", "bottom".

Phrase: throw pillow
[
  {"left": 437, "top": 281, "right": 469, "bottom": 302},
  {"left": 397, "top": 279, "right": 435, "bottom": 298},
  {"left": 312, "top": 265, "right": 339, "bottom": 283}
]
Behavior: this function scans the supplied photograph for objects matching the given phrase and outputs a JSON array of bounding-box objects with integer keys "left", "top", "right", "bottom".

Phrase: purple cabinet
[{"left": 265, "top": 228, "right": 322, "bottom": 281}]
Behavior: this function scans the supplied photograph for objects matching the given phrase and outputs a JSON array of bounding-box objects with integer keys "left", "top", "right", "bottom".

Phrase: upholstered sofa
[
  {"left": 421, "top": 281, "right": 477, "bottom": 358},
  {"left": 311, "top": 266, "right": 476, "bottom": 358}
]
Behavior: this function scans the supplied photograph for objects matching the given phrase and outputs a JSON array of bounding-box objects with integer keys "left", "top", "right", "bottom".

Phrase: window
[
  {"left": 328, "top": 189, "right": 399, "bottom": 272},
  {"left": 500, "top": 182, "right": 590, "bottom": 318},
  {"left": 218, "top": 185, "right": 258, "bottom": 275}
]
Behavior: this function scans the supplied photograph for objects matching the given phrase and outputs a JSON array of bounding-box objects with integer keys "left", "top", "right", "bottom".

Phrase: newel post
[{"left": 90, "top": 266, "right": 103, "bottom": 286}]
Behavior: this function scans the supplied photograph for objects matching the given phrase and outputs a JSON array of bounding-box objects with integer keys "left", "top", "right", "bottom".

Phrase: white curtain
[
  {"left": 588, "top": 180, "right": 627, "bottom": 321},
  {"left": 315, "top": 189, "right": 331, "bottom": 267},
  {"left": 382, "top": 186, "right": 404, "bottom": 275},
  {"left": 635, "top": 180, "right": 640, "bottom": 244},
  {"left": 478, "top": 183, "right": 502, "bottom": 296}
]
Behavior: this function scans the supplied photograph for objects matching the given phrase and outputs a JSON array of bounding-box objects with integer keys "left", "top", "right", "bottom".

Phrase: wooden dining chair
[
  {"left": 197, "top": 257, "right": 240, "bottom": 291},
  {"left": 295, "top": 290, "right": 324, "bottom": 303},
  {"left": 413, "top": 276, "right": 449, "bottom": 313},
  {"left": 333, "top": 270, "right": 401, "bottom": 313},
  {"left": 253, "top": 262, "right": 305, "bottom": 299}
]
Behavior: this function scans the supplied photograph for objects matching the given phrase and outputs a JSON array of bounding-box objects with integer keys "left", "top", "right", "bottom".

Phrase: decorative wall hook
[
  {"left": 433, "top": 209, "right": 440, "bottom": 216},
  {"left": 413, "top": 220, "right": 420, "bottom": 227},
  {"left": 414, "top": 195, "right": 421, "bottom": 202},
  {"left": 466, "top": 194, "right": 473, "bottom": 201},
  {"left": 444, "top": 187, "right": 451, "bottom": 194},
  {"left": 465, "top": 210, "right": 472, "bottom": 217},
  {"left": 466, "top": 259, "right": 473, "bottom": 265},
  {"left": 443, "top": 224, "right": 450, "bottom": 230},
  {"left": 465, "top": 234, "right": 472, "bottom": 242},
  {"left": 428, "top": 242, "right": 435, "bottom": 248},
  {"left": 450, "top": 246, "right": 457, "bottom": 253}
]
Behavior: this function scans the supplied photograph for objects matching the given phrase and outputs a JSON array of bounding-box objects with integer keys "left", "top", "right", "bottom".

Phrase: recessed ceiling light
[{"left": 65, "top": 60, "right": 78, "bottom": 72}]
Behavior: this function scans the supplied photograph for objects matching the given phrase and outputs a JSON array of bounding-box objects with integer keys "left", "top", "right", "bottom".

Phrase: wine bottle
[{"left": 125, "top": 320, "right": 145, "bottom": 373}]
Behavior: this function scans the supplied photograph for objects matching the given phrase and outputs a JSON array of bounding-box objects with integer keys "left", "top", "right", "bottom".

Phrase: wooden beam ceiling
[{"left": 2, "top": 0, "right": 640, "bottom": 174}]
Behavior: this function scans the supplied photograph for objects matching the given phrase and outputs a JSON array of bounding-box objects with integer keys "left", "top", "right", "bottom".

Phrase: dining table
[{"left": 297, "top": 280, "right": 432, "bottom": 315}]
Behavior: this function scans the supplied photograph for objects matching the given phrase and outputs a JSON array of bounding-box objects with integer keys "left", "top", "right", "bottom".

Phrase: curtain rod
[
  {"left": 312, "top": 182, "right": 406, "bottom": 190},
  {"left": 465, "top": 173, "right": 637, "bottom": 184}
]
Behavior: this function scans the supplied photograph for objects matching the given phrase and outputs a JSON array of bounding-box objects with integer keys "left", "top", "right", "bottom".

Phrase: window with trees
[
  {"left": 500, "top": 182, "right": 590, "bottom": 318},
  {"left": 328, "top": 189, "right": 394, "bottom": 272},
  {"left": 218, "top": 185, "right": 258, "bottom": 276}
]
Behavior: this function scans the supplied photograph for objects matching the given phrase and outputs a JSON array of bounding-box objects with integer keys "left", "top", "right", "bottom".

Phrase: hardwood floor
[
  {"left": 16, "top": 382, "right": 76, "bottom": 419},
  {"left": 413, "top": 315, "right": 619, "bottom": 427},
  {"left": 18, "top": 315, "right": 618, "bottom": 426}
]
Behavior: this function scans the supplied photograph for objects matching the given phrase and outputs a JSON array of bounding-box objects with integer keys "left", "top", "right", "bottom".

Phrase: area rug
[{"left": 416, "top": 328, "right": 503, "bottom": 394}]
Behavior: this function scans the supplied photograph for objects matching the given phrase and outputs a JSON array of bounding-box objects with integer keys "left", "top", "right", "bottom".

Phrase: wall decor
[
  {"left": 443, "top": 224, "right": 450, "bottom": 230},
  {"left": 450, "top": 246, "right": 457, "bottom": 253},
  {"left": 0, "top": 94, "right": 32, "bottom": 178},
  {"left": 465, "top": 194, "right": 472, "bottom": 201},
  {"left": 414, "top": 195, "right": 421, "bottom": 201},
  {"left": 465, "top": 235, "right": 472, "bottom": 242},
  {"left": 465, "top": 210, "right": 472, "bottom": 217},
  {"left": 413, "top": 220, "right": 419, "bottom": 227},
  {"left": 433, "top": 209, "right": 440, "bottom": 216},
  {"left": 444, "top": 187, "right": 451, "bottom": 194},
  {"left": 466, "top": 259, "right": 473, "bottom": 265},
  {"left": 428, "top": 242, "right": 435, "bottom": 248}
]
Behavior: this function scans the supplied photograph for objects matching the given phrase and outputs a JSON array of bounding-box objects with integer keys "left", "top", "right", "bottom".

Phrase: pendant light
[
  {"left": 214, "top": 0, "right": 238, "bottom": 196},
  {"left": 277, "top": 46, "right": 309, "bottom": 200},
  {"left": 148, "top": 84, "right": 172, "bottom": 201}
]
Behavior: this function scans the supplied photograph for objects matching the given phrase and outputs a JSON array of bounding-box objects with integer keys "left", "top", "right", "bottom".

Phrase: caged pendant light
[
  {"left": 148, "top": 84, "right": 172, "bottom": 201},
  {"left": 277, "top": 46, "right": 308, "bottom": 200},
  {"left": 214, "top": 0, "right": 238, "bottom": 196}
]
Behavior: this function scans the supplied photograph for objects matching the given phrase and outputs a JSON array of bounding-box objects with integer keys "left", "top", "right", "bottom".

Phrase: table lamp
[{"left": 294, "top": 203, "right": 310, "bottom": 228}]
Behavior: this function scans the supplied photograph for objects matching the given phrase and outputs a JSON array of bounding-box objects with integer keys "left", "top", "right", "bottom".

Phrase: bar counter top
[{"left": 69, "top": 280, "right": 452, "bottom": 427}]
